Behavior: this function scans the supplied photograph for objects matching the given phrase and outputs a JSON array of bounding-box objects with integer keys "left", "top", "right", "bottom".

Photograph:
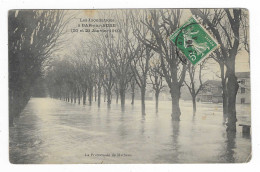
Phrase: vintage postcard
[{"left": 9, "top": 9, "right": 251, "bottom": 164}]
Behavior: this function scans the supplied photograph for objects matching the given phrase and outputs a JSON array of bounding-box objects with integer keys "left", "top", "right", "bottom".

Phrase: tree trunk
[
  {"left": 107, "top": 89, "right": 112, "bottom": 107},
  {"left": 9, "top": 90, "right": 31, "bottom": 125},
  {"left": 116, "top": 91, "right": 119, "bottom": 104},
  {"left": 222, "top": 88, "right": 228, "bottom": 123},
  {"left": 74, "top": 91, "right": 77, "bottom": 103},
  {"left": 98, "top": 85, "right": 101, "bottom": 107},
  {"left": 78, "top": 89, "right": 81, "bottom": 105},
  {"left": 131, "top": 91, "right": 135, "bottom": 105},
  {"left": 82, "top": 90, "right": 86, "bottom": 105},
  {"left": 94, "top": 84, "right": 97, "bottom": 102},
  {"left": 141, "top": 87, "right": 146, "bottom": 115},
  {"left": 9, "top": 90, "right": 14, "bottom": 126},
  {"left": 131, "top": 80, "right": 135, "bottom": 105},
  {"left": 74, "top": 96, "right": 76, "bottom": 103},
  {"left": 192, "top": 95, "right": 196, "bottom": 116},
  {"left": 120, "top": 89, "right": 125, "bottom": 107},
  {"left": 226, "top": 71, "right": 239, "bottom": 132},
  {"left": 9, "top": 114, "right": 14, "bottom": 127},
  {"left": 170, "top": 88, "right": 181, "bottom": 121},
  {"left": 155, "top": 91, "right": 159, "bottom": 113},
  {"left": 88, "top": 86, "right": 93, "bottom": 105},
  {"left": 70, "top": 92, "right": 73, "bottom": 103},
  {"left": 104, "top": 89, "right": 106, "bottom": 102},
  {"left": 220, "top": 62, "right": 228, "bottom": 123}
]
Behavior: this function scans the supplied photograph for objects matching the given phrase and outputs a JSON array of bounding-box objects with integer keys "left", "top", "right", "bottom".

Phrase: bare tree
[
  {"left": 114, "top": 82, "right": 120, "bottom": 104},
  {"left": 86, "top": 41, "right": 105, "bottom": 107},
  {"left": 73, "top": 45, "right": 90, "bottom": 105},
  {"left": 130, "top": 77, "right": 136, "bottom": 105},
  {"left": 129, "top": 11, "right": 155, "bottom": 114},
  {"left": 210, "top": 49, "right": 228, "bottom": 122},
  {"left": 80, "top": 43, "right": 96, "bottom": 105},
  {"left": 99, "top": 39, "right": 116, "bottom": 107},
  {"left": 97, "top": 11, "right": 136, "bottom": 108},
  {"left": 87, "top": 60, "right": 96, "bottom": 105},
  {"left": 184, "top": 60, "right": 207, "bottom": 116},
  {"left": 96, "top": 55, "right": 104, "bottom": 107},
  {"left": 103, "top": 66, "right": 115, "bottom": 107},
  {"left": 191, "top": 9, "right": 243, "bottom": 132},
  {"left": 241, "top": 10, "right": 250, "bottom": 55},
  {"left": 148, "top": 57, "right": 165, "bottom": 112},
  {"left": 130, "top": 43, "right": 153, "bottom": 115},
  {"left": 133, "top": 9, "right": 187, "bottom": 120}
]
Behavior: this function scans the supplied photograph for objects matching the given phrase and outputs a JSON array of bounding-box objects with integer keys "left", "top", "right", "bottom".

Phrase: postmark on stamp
[{"left": 170, "top": 16, "right": 219, "bottom": 65}]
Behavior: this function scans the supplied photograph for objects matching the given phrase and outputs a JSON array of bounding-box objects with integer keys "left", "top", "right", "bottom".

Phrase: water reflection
[
  {"left": 118, "top": 112, "right": 127, "bottom": 139},
  {"left": 141, "top": 114, "right": 146, "bottom": 122},
  {"left": 220, "top": 131, "right": 236, "bottom": 163},
  {"left": 140, "top": 115, "right": 146, "bottom": 136},
  {"left": 10, "top": 114, "right": 44, "bottom": 164},
  {"left": 9, "top": 98, "right": 251, "bottom": 163},
  {"left": 121, "top": 105, "right": 125, "bottom": 112},
  {"left": 154, "top": 120, "right": 180, "bottom": 163},
  {"left": 192, "top": 114, "right": 196, "bottom": 122},
  {"left": 170, "top": 121, "right": 180, "bottom": 162}
]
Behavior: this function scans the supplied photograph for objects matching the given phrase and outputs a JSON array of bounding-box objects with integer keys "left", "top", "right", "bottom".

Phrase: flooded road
[{"left": 9, "top": 98, "right": 251, "bottom": 163}]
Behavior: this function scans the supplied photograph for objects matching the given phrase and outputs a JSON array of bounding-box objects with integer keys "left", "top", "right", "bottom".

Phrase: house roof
[
  {"left": 236, "top": 72, "right": 250, "bottom": 78},
  {"left": 203, "top": 80, "right": 222, "bottom": 87}
]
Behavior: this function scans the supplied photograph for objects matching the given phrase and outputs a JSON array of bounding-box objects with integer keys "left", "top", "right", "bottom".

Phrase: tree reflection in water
[
  {"left": 222, "top": 131, "right": 236, "bottom": 163},
  {"left": 170, "top": 121, "right": 180, "bottom": 162}
]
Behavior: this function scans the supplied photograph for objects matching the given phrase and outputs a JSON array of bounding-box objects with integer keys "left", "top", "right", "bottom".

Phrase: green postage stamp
[{"left": 170, "top": 16, "right": 219, "bottom": 65}]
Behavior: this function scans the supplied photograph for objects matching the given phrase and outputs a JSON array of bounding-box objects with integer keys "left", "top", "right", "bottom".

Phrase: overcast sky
[{"left": 55, "top": 9, "right": 250, "bottom": 81}]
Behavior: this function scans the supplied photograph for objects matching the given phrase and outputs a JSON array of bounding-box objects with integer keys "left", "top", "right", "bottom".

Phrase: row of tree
[
  {"left": 10, "top": 9, "right": 249, "bottom": 133},
  {"left": 47, "top": 10, "right": 186, "bottom": 119},
  {"left": 9, "top": 10, "right": 71, "bottom": 126},
  {"left": 45, "top": 41, "right": 166, "bottom": 114},
  {"left": 47, "top": 9, "right": 249, "bottom": 133}
]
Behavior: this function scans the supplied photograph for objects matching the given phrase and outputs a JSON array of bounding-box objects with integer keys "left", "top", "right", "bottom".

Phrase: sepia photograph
[{"left": 8, "top": 9, "right": 251, "bottom": 164}]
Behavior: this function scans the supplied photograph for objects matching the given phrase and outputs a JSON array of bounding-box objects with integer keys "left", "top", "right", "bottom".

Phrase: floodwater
[{"left": 9, "top": 98, "right": 251, "bottom": 164}]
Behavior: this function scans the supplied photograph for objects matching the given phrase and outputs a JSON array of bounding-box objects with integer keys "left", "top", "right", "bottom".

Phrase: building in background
[
  {"left": 236, "top": 72, "right": 251, "bottom": 104},
  {"left": 198, "top": 80, "right": 223, "bottom": 103}
]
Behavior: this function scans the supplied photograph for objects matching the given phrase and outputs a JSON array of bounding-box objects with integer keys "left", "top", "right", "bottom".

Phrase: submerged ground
[{"left": 9, "top": 98, "right": 251, "bottom": 163}]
